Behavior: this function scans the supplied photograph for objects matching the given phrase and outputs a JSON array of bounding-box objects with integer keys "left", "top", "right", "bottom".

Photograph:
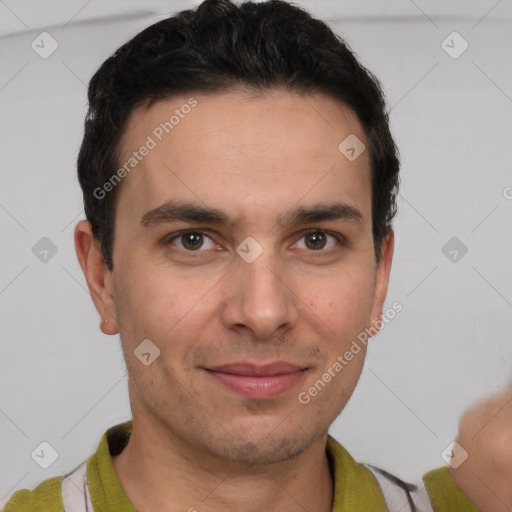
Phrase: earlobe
[
  {"left": 74, "top": 220, "right": 119, "bottom": 335},
  {"left": 100, "top": 315, "right": 118, "bottom": 335}
]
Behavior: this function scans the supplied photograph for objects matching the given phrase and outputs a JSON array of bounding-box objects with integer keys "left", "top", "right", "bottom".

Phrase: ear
[
  {"left": 74, "top": 220, "right": 118, "bottom": 335},
  {"left": 369, "top": 231, "right": 395, "bottom": 327}
]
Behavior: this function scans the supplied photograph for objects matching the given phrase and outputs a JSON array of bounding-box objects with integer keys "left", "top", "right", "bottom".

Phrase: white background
[{"left": 1, "top": 0, "right": 511, "bottom": 500}]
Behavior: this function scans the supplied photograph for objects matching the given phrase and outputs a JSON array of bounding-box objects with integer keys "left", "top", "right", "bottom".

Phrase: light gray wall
[{"left": 1, "top": 0, "right": 511, "bottom": 499}]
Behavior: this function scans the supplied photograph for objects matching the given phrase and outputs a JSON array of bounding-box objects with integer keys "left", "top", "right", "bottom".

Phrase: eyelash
[{"left": 165, "top": 229, "right": 346, "bottom": 257}]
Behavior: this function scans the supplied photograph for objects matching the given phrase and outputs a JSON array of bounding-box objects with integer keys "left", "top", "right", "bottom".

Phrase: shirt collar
[{"left": 86, "top": 421, "right": 387, "bottom": 512}]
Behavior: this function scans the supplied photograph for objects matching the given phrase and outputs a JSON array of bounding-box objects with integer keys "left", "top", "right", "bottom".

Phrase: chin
[{"left": 203, "top": 424, "right": 325, "bottom": 465}]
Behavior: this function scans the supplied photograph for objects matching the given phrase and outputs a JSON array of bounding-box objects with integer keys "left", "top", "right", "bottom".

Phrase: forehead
[{"left": 116, "top": 89, "right": 372, "bottom": 228}]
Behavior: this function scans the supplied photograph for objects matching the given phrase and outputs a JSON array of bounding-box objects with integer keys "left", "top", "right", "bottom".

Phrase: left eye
[
  {"left": 167, "top": 229, "right": 340, "bottom": 253},
  {"left": 294, "top": 230, "right": 339, "bottom": 251}
]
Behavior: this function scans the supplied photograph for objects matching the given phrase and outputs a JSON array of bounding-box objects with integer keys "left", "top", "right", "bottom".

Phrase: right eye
[{"left": 166, "top": 230, "right": 220, "bottom": 254}]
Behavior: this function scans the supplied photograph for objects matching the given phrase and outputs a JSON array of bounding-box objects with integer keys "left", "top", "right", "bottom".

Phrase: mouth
[{"left": 204, "top": 361, "right": 308, "bottom": 399}]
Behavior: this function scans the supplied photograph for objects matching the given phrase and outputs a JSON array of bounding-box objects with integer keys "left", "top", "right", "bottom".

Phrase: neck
[{"left": 111, "top": 416, "right": 334, "bottom": 512}]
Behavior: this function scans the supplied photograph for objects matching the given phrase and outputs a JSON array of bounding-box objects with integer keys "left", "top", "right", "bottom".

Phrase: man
[{"left": 1, "top": 0, "right": 488, "bottom": 510}]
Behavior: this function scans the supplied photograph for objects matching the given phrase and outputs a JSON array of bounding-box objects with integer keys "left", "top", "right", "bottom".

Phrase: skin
[
  {"left": 75, "top": 88, "right": 394, "bottom": 512},
  {"left": 450, "top": 388, "right": 512, "bottom": 512}
]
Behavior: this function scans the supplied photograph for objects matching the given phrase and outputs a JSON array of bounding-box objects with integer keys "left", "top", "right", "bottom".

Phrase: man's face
[{"left": 102, "top": 89, "right": 392, "bottom": 464}]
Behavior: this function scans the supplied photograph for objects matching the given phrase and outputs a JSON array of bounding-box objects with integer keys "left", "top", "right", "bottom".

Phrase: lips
[
  {"left": 208, "top": 361, "right": 305, "bottom": 376},
  {"left": 205, "top": 361, "right": 308, "bottom": 399}
]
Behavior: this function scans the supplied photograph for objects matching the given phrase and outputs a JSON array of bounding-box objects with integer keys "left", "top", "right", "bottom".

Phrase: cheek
[
  {"left": 303, "top": 268, "right": 375, "bottom": 334},
  {"left": 114, "top": 265, "right": 221, "bottom": 363},
  {"left": 114, "top": 268, "right": 181, "bottom": 342}
]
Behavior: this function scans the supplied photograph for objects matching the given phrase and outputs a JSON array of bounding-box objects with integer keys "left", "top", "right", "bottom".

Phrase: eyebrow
[{"left": 140, "top": 200, "right": 364, "bottom": 229}]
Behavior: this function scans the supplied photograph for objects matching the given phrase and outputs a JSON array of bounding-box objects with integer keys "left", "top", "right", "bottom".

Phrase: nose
[{"left": 220, "top": 246, "right": 299, "bottom": 341}]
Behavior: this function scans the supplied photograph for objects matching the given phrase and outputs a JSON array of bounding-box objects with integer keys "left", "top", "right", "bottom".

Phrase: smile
[{"left": 204, "top": 361, "right": 308, "bottom": 399}]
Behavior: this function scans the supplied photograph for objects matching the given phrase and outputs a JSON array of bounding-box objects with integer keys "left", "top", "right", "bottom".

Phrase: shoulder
[
  {"left": 1, "top": 476, "right": 65, "bottom": 512},
  {"left": 328, "top": 435, "right": 478, "bottom": 512},
  {"left": 423, "top": 466, "right": 479, "bottom": 512}
]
